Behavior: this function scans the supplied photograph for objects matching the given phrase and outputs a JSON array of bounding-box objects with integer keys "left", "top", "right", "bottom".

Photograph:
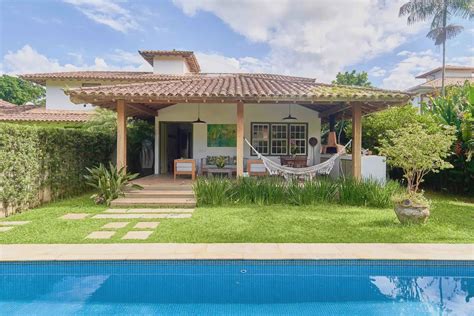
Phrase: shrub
[
  {"left": 193, "top": 176, "right": 401, "bottom": 208},
  {"left": 85, "top": 162, "right": 141, "bottom": 205},
  {"left": 0, "top": 123, "right": 113, "bottom": 214}
]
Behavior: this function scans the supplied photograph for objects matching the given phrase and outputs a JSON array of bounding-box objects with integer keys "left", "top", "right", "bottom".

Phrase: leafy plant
[
  {"left": 378, "top": 123, "right": 456, "bottom": 203},
  {"left": 332, "top": 70, "right": 371, "bottom": 87},
  {"left": 193, "top": 176, "right": 400, "bottom": 208},
  {"left": 84, "top": 162, "right": 142, "bottom": 205},
  {"left": 215, "top": 156, "right": 227, "bottom": 169}
]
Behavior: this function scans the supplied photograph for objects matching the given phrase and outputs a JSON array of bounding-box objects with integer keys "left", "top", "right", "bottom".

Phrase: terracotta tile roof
[
  {"left": 20, "top": 71, "right": 314, "bottom": 85},
  {"left": 0, "top": 102, "right": 92, "bottom": 122},
  {"left": 138, "top": 50, "right": 201, "bottom": 73},
  {"left": 416, "top": 65, "right": 474, "bottom": 78},
  {"left": 407, "top": 77, "right": 474, "bottom": 92},
  {"left": 66, "top": 73, "right": 410, "bottom": 103}
]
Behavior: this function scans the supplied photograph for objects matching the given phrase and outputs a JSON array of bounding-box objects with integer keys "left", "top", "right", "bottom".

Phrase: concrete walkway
[{"left": 0, "top": 243, "right": 473, "bottom": 261}]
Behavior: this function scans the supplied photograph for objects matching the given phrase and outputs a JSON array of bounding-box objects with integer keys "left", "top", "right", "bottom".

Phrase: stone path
[
  {"left": 0, "top": 221, "right": 30, "bottom": 233},
  {"left": 60, "top": 208, "right": 193, "bottom": 241}
]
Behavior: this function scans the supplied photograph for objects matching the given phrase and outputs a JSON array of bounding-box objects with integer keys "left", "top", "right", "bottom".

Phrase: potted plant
[
  {"left": 290, "top": 139, "right": 298, "bottom": 157},
  {"left": 215, "top": 156, "right": 227, "bottom": 169},
  {"left": 378, "top": 123, "right": 455, "bottom": 224}
]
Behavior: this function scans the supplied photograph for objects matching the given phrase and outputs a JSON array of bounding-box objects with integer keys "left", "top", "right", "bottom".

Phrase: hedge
[{"left": 0, "top": 123, "right": 113, "bottom": 215}]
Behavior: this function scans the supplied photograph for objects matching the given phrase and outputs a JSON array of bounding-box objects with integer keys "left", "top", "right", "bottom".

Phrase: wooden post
[
  {"left": 236, "top": 101, "right": 244, "bottom": 177},
  {"left": 352, "top": 103, "right": 362, "bottom": 180},
  {"left": 116, "top": 99, "right": 127, "bottom": 171}
]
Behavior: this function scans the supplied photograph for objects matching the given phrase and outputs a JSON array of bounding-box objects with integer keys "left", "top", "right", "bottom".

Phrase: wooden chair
[
  {"left": 247, "top": 159, "right": 267, "bottom": 176},
  {"left": 174, "top": 159, "right": 196, "bottom": 180}
]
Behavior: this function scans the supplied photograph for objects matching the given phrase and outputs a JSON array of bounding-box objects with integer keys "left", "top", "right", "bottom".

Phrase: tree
[
  {"left": 378, "top": 123, "right": 455, "bottom": 194},
  {"left": 399, "top": 0, "right": 473, "bottom": 96},
  {"left": 0, "top": 75, "right": 45, "bottom": 105},
  {"left": 332, "top": 70, "right": 371, "bottom": 87}
]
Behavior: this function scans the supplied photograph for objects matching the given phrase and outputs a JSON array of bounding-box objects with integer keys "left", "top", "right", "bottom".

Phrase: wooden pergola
[{"left": 66, "top": 78, "right": 411, "bottom": 180}]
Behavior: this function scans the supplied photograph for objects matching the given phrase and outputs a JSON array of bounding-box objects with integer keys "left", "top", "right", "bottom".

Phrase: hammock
[{"left": 245, "top": 138, "right": 352, "bottom": 180}]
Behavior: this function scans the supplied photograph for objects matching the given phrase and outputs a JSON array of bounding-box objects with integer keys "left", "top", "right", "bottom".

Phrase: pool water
[{"left": 0, "top": 260, "right": 473, "bottom": 315}]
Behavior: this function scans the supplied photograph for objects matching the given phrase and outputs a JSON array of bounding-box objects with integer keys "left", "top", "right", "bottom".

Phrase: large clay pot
[{"left": 394, "top": 199, "right": 430, "bottom": 224}]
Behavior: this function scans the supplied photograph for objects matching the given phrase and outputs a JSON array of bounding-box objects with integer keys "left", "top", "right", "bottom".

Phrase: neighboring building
[
  {"left": 20, "top": 50, "right": 411, "bottom": 180},
  {"left": 408, "top": 65, "right": 474, "bottom": 106},
  {"left": 0, "top": 99, "right": 91, "bottom": 123}
]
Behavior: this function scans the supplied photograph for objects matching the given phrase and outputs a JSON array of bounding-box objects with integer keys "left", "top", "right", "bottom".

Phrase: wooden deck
[{"left": 111, "top": 175, "right": 196, "bottom": 208}]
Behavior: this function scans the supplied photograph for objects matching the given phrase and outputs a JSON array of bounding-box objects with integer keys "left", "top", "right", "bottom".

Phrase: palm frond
[
  {"left": 399, "top": 0, "right": 441, "bottom": 23},
  {"left": 427, "top": 24, "right": 464, "bottom": 45}
]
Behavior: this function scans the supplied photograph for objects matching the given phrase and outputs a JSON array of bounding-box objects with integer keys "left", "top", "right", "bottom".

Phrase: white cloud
[
  {"left": 195, "top": 52, "right": 272, "bottom": 73},
  {"left": 173, "top": 0, "right": 425, "bottom": 82},
  {"left": 63, "top": 0, "right": 139, "bottom": 33},
  {"left": 1, "top": 45, "right": 150, "bottom": 74},
  {"left": 381, "top": 50, "right": 474, "bottom": 90},
  {"left": 369, "top": 66, "right": 386, "bottom": 77},
  {"left": 381, "top": 50, "right": 440, "bottom": 90}
]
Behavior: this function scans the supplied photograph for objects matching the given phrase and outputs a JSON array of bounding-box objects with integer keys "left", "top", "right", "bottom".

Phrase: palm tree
[{"left": 399, "top": 0, "right": 473, "bottom": 96}]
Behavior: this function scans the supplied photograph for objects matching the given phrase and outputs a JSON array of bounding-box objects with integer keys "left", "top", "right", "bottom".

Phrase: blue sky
[{"left": 0, "top": 0, "right": 472, "bottom": 90}]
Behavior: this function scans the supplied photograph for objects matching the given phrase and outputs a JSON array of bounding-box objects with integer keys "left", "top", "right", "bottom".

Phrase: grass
[{"left": 0, "top": 192, "right": 472, "bottom": 244}]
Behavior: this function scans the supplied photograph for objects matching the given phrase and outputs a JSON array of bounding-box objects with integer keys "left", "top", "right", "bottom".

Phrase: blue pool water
[{"left": 0, "top": 260, "right": 473, "bottom": 315}]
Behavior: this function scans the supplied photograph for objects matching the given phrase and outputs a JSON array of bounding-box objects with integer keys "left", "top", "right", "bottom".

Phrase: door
[{"left": 160, "top": 122, "right": 193, "bottom": 174}]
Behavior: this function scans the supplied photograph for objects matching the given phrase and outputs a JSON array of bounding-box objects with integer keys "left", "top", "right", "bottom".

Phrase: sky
[{"left": 0, "top": 0, "right": 472, "bottom": 90}]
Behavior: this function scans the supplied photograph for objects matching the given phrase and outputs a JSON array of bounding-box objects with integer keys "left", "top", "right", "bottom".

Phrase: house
[
  {"left": 20, "top": 50, "right": 410, "bottom": 180},
  {"left": 408, "top": 65, "right": 474, "bottom": 107},
  {"left": 0, "top": 99, "right": 91, "bottom": 123}
]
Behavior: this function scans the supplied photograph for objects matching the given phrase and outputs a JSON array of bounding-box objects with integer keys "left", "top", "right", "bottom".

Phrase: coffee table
[{"left": 206, "top": 167, "right": 235, "bottom": 178}]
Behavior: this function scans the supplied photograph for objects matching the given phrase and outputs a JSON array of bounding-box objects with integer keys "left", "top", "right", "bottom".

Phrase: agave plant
[{"left": 84, "top": 162, "right": 142, "bottom": 205}]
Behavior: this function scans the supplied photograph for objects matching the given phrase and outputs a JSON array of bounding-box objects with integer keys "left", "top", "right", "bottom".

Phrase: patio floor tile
[
  {"left": 122, "top": 231, "right": 153, "bottom": 240},
  {"left": 0, "top": 227, "right": 14, "bottom": 232},
  {"left": 85, "top": 231, "right": 115, "bottom": 239},
  {"left": 61, "top": 213, "right": 89, "bottom": 220},
  {"left": 134, "top": 222, "right": 160, "bottom": 229},
  {"left": 0, "top": 221, "right": 31, "bottom": 226},
  {"left": 102, "top": 222, "right": 130, "bottom": 229}
]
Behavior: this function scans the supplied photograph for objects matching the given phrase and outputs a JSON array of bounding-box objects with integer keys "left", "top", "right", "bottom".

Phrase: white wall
[
  {"left": 153, "top": 56, "right": 188, "bottom": 74},
  {"left": 428, "top": 69, "right": 473, "bottom": 80},
  {"left": 154, "top": 103, "right": 321, "bottom": 174}
]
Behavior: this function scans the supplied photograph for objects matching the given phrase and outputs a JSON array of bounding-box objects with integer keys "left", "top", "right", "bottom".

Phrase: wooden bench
[{"left": 174, "top": 159, "right": 196, "bottom": 180}]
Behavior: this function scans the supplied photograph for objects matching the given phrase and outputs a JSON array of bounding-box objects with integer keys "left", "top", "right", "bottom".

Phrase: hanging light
[
  {"left": 282, "top": 104, "right": 297, "bottom": 120},
  {"left": 192, "top": 104, "right": 206, "bottom": 124}
]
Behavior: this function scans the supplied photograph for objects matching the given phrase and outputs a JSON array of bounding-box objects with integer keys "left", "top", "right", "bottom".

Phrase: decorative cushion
[{"left": 206, "top": 156, "right": 237, "bottom": 166}]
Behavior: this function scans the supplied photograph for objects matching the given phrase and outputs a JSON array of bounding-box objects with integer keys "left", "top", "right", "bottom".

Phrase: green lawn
[{"left": 0, "top": 193, "right": 473, "bottom": 244}]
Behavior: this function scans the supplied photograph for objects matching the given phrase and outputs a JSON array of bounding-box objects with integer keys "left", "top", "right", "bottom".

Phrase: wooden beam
[
  {"left": 352, "top": 103, "right": 362, "bottom": 180},
  {"left": 319, "top": 103, "right": 351, "bottom": 118},
  {"left": 127, "top": 103, "right": 157, "bottom": 117},
  {"left": 236, "top": 101, "right": 244, "bottom": 177},
  {"left": 116, "top": 100, "right": 127, "bottom": 171}
]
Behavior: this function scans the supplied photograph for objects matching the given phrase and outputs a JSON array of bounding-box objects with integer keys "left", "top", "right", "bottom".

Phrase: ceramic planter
[{"left": 394, "top": 199, "right": 430, "bottom": 224}]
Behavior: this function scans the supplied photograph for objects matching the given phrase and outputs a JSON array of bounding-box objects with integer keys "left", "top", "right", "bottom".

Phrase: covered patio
[{"left": 66, "top": 74, "right": 411, "bottom": 181}]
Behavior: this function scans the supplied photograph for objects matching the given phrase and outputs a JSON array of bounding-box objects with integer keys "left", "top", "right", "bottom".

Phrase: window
[
  {"left": 290, "top": 124, "right": 307, "bottom": 155},
  {"left": 251, "top": 122, "right": 307, "bottom": 156},
  {"left": 251, "top": 123, "right": 270, "bottom": 155},
  {"left": 271, "top": 124, "right": 288, "bottom": 155}
]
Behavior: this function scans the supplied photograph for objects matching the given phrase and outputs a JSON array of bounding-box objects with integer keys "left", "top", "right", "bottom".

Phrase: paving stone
[
  {"left": 134, "top": 222, "right": 160, "bottom": 229},
  {"left": 166, "top": 214, "right": 192, "bottom": 219},
  {"left": 0, "top": 221, "right": 31, "bottom": 226},
  {"left": 122, "top": 231, "right": 153, "bottom": 240},
  {"left": 0, "top": 227, "right": 14, "bottom": 232},
  {"left": 61, "top": 213, "right": 89, "bottom": 220},
  {"left": 86, "top": 231, "right": 115, "bottom": 239},
  {"left": 93, "top": 214, "right": 173, "bottom": 219},
  {"left": 104, "top": 208, "right": 194, "bottom": 214},
  {"left": 102, "top": 222, "right": 130, "bottom": 229}
]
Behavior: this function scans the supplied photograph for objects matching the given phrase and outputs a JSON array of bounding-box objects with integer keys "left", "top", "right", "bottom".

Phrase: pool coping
[{"left": 0, "top": 243, "right": 473, "bottom": 261}]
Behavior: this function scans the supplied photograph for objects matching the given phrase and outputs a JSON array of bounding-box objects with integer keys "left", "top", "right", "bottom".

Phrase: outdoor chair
[
  {"left": 174, "top": 159, "right": 196, "bottom": 180},
  {"left": 247, "top": 159, "right": 267, "bottom": 176}
]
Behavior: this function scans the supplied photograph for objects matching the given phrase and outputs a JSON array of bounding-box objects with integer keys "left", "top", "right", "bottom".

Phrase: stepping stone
[
  {"left": 0, "top": 227, "right": 14, "bottom": 232},
  {"left": 0, "top": 221, "right": 30, "bottom": 226},
  {"left": 104, "top": 208, "right": 194, "bottom": 214},
  {"left": 92, "top": 213, "right": 191, "bottom": 219},
  {"left": 85, "top": 231, "right": 115, "bottom": 239},
  {"left": 61, "top": 213, "right": 89, "bottom": 220},
  {"left": 122, "top": 231, "right": 153, "bottom": 240},
  {"left": 102, "top": 222, "right": 130, "bottom": 229},
  {"left": 134, "top": 222, "right": 160, "bottom": 229}
]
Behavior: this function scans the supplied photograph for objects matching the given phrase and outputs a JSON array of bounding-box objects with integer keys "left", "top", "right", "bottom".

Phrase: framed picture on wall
[{"left": 207, "top": 124, "right": 237, "bottom": 147}]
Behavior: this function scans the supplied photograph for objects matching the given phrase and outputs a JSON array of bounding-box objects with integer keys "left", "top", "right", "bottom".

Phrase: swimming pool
[{"left": 0, "top": 260, "right": 472, "bottom": 315}]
